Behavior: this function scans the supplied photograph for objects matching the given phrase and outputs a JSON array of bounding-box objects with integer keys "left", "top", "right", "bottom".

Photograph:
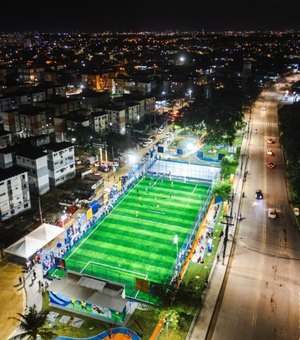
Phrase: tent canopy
[{"left": 5, "top": 223, "right": 64, "bottom": 259}]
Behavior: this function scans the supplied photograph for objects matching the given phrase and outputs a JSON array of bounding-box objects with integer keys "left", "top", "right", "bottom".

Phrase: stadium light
[
  {"left": 173, "top": 234, "right": 179, "bottom": 258},
  {"left": 187, "top": 142, "right": 195, "bottom": 151},
  {"left": 128, "top": 154, "right": 137, "bottom": 165}
]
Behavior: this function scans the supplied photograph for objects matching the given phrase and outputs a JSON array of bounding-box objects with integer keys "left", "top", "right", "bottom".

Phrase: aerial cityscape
[{"left": 0, "top": 5, "right": 300, "bottom": 340}]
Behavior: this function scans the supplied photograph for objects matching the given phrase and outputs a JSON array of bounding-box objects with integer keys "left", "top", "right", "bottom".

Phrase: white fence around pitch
[{"left": 148, "top": 159, "right": 220, "bottom": 182}]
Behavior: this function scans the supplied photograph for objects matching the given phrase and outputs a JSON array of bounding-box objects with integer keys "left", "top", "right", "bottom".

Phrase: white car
[
  {"left": 267, "top": 149, "right": 273, "bottom": 155},
  {"left": 268, "top": 208, "right": 277, "bottom": 219},
  {"left": 267, "top": 138, "right": 274, "bottom": 144}
]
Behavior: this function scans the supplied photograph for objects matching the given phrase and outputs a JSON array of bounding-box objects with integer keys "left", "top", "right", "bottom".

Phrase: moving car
[
  {"left": 255, "top": 189, "right": 264, "bottom": 199},
  {"left": 268, "top": 208, "right": 277, "bottom": 219},
  {"left": 267, "top": 138, "right": 274, "bottom": 144},
  {"left": 267, "top": 149, "right": 273, "bottom": 155},
  {"left": 268, "top": 162, "right": 275, "bottom": 169}
]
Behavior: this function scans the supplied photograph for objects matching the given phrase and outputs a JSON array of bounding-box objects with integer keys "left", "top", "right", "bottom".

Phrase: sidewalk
[
  {"left": 22, "top": 262, "right": 50, "bottom": 312},
  {"left": 187, "top": 126, "right": 250, "bottom": 339},
  {"left": 10, "top": 261, "right": 51, "bottom": 338}
]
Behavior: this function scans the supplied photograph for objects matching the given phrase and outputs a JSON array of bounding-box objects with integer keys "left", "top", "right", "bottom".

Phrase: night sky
[{"left": 1, "top": 0, "right": 300, "bottom": 32}]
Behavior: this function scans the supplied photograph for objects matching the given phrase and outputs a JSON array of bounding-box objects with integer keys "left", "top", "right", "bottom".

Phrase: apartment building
[
  {"left": 81, "top": 71, "right": 113, "bottom": 92},
  {"left": 91, "top": 110, "right": 109, "bottom": 134},
  {"left": 0, "top": 167, "right": 31, "bottom": 221},
  {"left": 0, "top": 148, "right": 14, "bottom": 169},
  {"left": 126, "top": 102, "right": 140, "bottom": 128},
  {"left": 101, "top": 103, "right": 126, "bottom": 135},
  {"left": 11, "top": 88, "right": 47, "bottom": 106},
  {"left": 16, "top": 148, "right": 50, "bottom": 195},
  {"left": 0, "top": 96, "right": 13, "bottom": 112},
  {"left": 42, "top": 142, "right": 75, "bottom": 187},
  {"left": 16, "top": 105, "right": 53, "bottom": 137},
  {"left": 1, "top": 109, "right": 20, "bottom": 133},
  {"left": 39, "top": 96, "right": 81, "bottom": 117},
  {"left": 0, "top": 131, "right": 12, "bottom": 149},
  {"left": 80, "top": 90, "right": 110, "bottom": 111}
]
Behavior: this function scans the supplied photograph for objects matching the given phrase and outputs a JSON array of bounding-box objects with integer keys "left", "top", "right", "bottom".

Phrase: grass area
[
  {"left": 201, "top": 144, "right": 231, "bottom": 159},
  {"left": 63, "top": 177, "right": 210, "bottom": 303}
]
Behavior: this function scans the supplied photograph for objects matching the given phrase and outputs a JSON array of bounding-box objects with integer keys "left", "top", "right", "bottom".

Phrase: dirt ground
[{"left": 0, "top": 260, "right": 24, "bottom": 340}]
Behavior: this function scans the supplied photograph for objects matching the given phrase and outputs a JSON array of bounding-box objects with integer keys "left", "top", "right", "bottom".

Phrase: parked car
[{"left": 98, "top": 166, "right": 110, "bottom": 172}]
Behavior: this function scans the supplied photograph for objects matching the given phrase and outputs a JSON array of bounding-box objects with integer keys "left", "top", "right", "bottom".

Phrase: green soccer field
[{"left": 64, "top": 176, "right": 211, "bottom": 302}]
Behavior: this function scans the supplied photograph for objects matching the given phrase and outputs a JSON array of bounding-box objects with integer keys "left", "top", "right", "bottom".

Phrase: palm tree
[{"left": 10, "top": 304, "right": 56, "bottom": 340}]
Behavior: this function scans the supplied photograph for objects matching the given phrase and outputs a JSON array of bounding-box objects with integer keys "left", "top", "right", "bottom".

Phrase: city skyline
[{"left": 1, "top": 0, "right": 300, "bottom": 32}]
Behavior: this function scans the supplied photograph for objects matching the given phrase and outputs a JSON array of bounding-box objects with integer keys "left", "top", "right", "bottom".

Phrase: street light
[
  {"left": 128, "top": 154, "right": 137, "bottom": 166},
  {"left": 173, "top": 234, "right": 179, "bottom": 259}
]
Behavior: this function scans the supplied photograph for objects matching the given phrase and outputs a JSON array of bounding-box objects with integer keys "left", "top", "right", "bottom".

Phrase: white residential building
[
  {"left": 43, "top": 142, "right": 75, "bottom": 187},
  {"left": 0, "top": 167, "right": 31, "bottom": 221},
  {"left": 91, "top": 110, "right": 109, "bottom": 134},
  {"left": 16, "top": 148, "right": 50, "bottom": 195},
  {"left": 0, "top": 149, "right": 14, "bottom": 169},
  {"left": 104, "top": 104, "right": 126, "bottom": 135}
]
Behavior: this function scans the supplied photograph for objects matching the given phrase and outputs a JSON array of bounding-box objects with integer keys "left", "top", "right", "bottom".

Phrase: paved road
[{"left": 208, "top": 79, "right": 300, "bottom": 340}]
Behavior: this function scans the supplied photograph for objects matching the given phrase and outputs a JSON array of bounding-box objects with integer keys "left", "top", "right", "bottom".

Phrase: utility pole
[
  {"left": 221, "top": 191, "right": 235, "bottom": 265},
  {"left": 38, "top": 196, "right": 43, "bottom": 224},
  {"left": 104, "top": 142, "right": 108, "bottom": 166},
  {"left": 111, "top": 145, "right": 115, "bottom": 172},
  {"left": 99, "top": 146, "right": 103, "bottom": 165}
]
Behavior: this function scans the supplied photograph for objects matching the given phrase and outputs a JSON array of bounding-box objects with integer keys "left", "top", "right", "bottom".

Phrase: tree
[
  {"left": 212, "top": 180, "right": 232, "bottom": 200},
  {"left": 10, "top": 305, "right": 56, "bottom": 340},
  {"left": 220, "top": 155, "right": 239, "bottom": 180},
  {"left": 177, "top": 88, "right": 243, "bottom": 146}
]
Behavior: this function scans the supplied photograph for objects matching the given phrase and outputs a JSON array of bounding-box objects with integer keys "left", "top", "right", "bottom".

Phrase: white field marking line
[
  {"left": 110, "top": 210, "right": 186, "bottom": 232},
  {"left": 81, "top": 260, "right": 91, "bottom": 274},
  {"left": 65, "top": 178, "right": 143, "bottom": 261},
  {"left": 88, "top": 260, "right": 148, "bottom": 278},
  {"left": 192, "top": 185, "right": 198, "bottom": 193}
]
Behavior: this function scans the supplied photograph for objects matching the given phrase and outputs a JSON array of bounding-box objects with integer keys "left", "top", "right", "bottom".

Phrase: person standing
[
  {"left": 32, "top": 269, "right": 36, "bottom": 280},
  {"left": 38, "top": 280, "right": 42, "bottom": 292}
]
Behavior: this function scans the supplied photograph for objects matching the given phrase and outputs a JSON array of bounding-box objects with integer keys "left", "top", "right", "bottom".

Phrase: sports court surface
[{"left": 63, "top": 176, "right": 210, "bottom": 303}]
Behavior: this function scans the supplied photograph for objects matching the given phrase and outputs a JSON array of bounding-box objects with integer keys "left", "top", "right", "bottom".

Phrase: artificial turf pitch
[{"left": 64, "top": 176, "right": 210, "bottom": 302}]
